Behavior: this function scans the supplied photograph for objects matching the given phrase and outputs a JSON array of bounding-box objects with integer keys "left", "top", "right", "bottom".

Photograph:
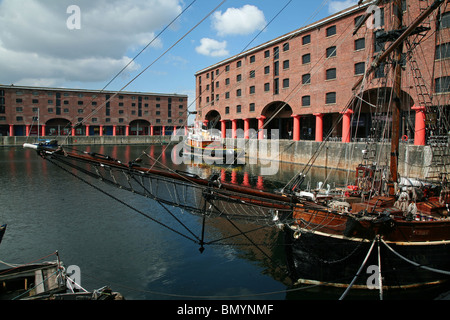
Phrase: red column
[
  {"left": 9, "top": 125, "right": 14, "bottom": 137},
  {"left": 26, "top": 125, "right": 30, "bottom": 137},
  {"left": 243, "top": 118, "right": 250, "bottom": 139},
  {"left": 220, "top": 120, "right": 226, "bottom": 139},
  {"left": 257, "top": 116, "right": 266, "bottom": 140},
  {"left": 99, "top": 125, "right": 103, "bottom": 136},
  {"left": 113, "top": 125, "right": 117, "bottom": 136},
  {"left": 71, "top": 127, "right": 75, "bottom": 136},
  {"left": 150, "top": 125, "right": 154, "bottom": 136},
  {"left": 162, "top": 126, "right": 165, "bottom": 136},
  {"left": 412, "top": 105, "right": 426, "bottom": 146},
  {"left": 341, "top": 109, "right": 353, "bottom": 143},
  {"left": 126, "top": 125, "right": 130, "bottom": 136},
  {"left": 231, "top": 119, "right": 237, "bottom": 139},
  {"left": 41, "top": 125, "right": 46, "bottom": 137},
  {"left": 292, "top": 114, "right": 300, "bottom": 141},
  {"left": 86, "top": 125, "right": 90, "bottom": 136},
  {"left": 314, "top": 113, "right": 323, "bottom": 142}
]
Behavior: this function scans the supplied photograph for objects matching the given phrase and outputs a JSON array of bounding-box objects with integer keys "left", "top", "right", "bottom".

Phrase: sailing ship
[
  {"left": 22, "top": 0, "right": 449, "bottom": 296},
  {"left": 284, "top": 0, "right": 450, "bottom": 292}
]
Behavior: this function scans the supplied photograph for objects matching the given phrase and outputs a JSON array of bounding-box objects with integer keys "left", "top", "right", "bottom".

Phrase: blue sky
[{"left": 0, "top": 0, "right": 359, "bottom": 120}]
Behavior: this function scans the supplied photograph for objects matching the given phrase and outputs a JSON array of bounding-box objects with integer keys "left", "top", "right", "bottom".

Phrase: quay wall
[
  {"left": 227, "top": 138, "right": 430, "bottom": 180},
  {"left": 0, "top": 135, "right": 173, "bottom": 147},
  {"left": 1, "top": 136, "right": 429, "bottom": 179}
]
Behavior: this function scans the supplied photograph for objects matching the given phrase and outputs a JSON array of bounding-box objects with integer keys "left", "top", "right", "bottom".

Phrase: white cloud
[
  {"left": 195, "top": 38, "right": 229, "bottom": 57},
  {"left": 0, "top": 0, "right": 182, "bottom": 86},
  {"left": 328, "top": 0, "right": 359, "bottom": 14},
  {"left": 212, "top": 5, "right": 266, "bottom": 37}
]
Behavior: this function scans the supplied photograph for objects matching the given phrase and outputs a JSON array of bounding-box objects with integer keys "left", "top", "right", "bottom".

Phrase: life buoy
[{"left": 402, "top": 135, "right": 408, "bottom": 141}]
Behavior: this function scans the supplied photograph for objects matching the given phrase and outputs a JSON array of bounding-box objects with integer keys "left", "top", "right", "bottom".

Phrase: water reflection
[{"left": 3, "top": 144, "right": 444, "bottom": 300}]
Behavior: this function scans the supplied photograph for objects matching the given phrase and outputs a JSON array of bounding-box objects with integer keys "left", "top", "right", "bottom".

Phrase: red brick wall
[{"left": 196, "top": 0, "right": 449, "bottom": 129}]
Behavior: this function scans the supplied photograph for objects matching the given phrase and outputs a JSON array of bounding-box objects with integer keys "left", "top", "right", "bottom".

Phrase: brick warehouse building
[
  {"left": 0, "top": 85, "right": 188, "bottom": 137},
  {"left": 195, "top": 0, "right": 449, "bottom": 145}
]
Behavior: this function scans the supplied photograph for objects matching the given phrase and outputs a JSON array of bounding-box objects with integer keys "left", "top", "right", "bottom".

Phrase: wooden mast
[{"left": 390, "top": 0, "right": 403, "bottom": 187}]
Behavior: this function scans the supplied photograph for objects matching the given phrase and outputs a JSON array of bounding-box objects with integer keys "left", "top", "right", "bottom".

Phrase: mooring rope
[
  {"left": 381, "top": 239, "right": 450, "bottom": 276},
  {"left": 338, "top": 237, "right": 377, "bottom": 300}
]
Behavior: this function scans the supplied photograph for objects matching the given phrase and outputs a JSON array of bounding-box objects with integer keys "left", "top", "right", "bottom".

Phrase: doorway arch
[{"left": 261, "top": 101, "right": 293, "bottom": 139}]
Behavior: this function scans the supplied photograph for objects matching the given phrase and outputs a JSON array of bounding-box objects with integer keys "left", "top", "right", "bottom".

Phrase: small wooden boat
[
  {"left": 0, "top": 261, "right": 66, "bottom": 300},
  {"left": 184, "top": 121, "right": 243, "bottom": 164}
]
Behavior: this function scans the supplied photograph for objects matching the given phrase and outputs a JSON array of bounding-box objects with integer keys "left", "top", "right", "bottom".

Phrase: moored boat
[{"left": 184, "top": 121, "right": 243, "bottom": 164}]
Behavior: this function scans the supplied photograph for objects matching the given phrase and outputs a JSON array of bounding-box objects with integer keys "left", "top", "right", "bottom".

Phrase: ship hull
[{"left": 285, "top": 226, "right": 450, "bottom": 290}]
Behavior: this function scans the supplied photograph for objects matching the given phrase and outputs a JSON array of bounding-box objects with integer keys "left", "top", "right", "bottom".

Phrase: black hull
[{"left": 285, "top": 229, "right": 450, "bottom": 290}]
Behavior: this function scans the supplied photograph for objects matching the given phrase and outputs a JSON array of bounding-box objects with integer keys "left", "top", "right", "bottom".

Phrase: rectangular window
[
  {"left": 374, "top": 33, "right": 384, "bottom": 52},
  {"left": 237, "top": 74, "right": 242, "bottom": 82},
  {"left": 326, "top": 25, "right": 336, "bottom": 37},
  {"left": 435, "top": 43, "right": 450, "bottom": 59},
  {"left": 326, "top": 68, "right": 336, "bottom": 80},
  {"left": 249, "top": 86, "right": 255, "bottom": 94},
  {"left": 249, "top": 103, "right": 255, "bottom": 112},
  {"left": 264, "top": 50, "right": 270, "bottom": 58},
  {"left": 225, "top": 65, "right": 230, "bottom": 72},
  {"left": 236, "top": 105, "right": 241, "bottom": 113},
  {"left": 274, "top": 78, "right": 279, "bottom": 95},
  {"left": 283, "top": 60, "right": 290, "bottom": 69},
  {"left": 326, "top": 46, "right": 337, "bottom": 58},
  {"left": 302, "top": 95, "right": 311, "bottom": 107},
  {"left": 355, "top": 62, "right": 365, "bottom": 75},
  {"left": 354, "top": 15, "right": 364, "bottom": 26},
  {"left": 302, "top": 74, "right": 311, "bottom": 84},
  {"left": 355, "top": 38, "right": 365, "bottom": 51},
  {"left": 438, "top": 11, "right": 450, "bottom": 29},
  {"left": 274, "top": 61, "right": 279, "bottom": 76},
  {"left": 32, "top": 99, "right": 38, "bottom": 104},
  {"left": 225, "top": 106, "right": 230, "bottom": 114},
  {"left": 302, "top": 34, "right": 311, "bottom": 45},
  {"left": 236, "top": 89, "right": 242, "bottom": 97},
  {"left": 264, "top": 66, "right": 270, "bottom": 74},
  {"left": 283, "top": 42, "right": 290, "bottom": 51},
  {"left": 264, "top": 83, "right": 270, "bottom": 92},
  {"left": 225, "top": 78, "right": 230, "bottom": 85},
  {"left": 374, "top": 62, "right": 385, "bottom": 78},
  {"left": 237, "top": 60, "right": 242, "bottom": 68},
  {"left": 273, "top": 47, "right": 279, "bottom": 60},
  {"left": 250, "top": 55, "right": 256, "bottom": 63},
  {"left": 249, "top": 70, "right": 255, "bottom": 78},
  {"left": 283, "top": 78, "right": 290, "bottom": 88},
  {"left": 435, "top": 77, "right": 450, "bottom": 93},
  {"left": 326, "top": 92, "right": 336, "bottom": 104},
  {"left": 302, "top": 53, "right": 311, "bottom": 64}
]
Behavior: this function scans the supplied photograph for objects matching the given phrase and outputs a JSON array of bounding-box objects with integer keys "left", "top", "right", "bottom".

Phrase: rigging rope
[{"left": 381, "top": 238, "right": 450, "bottom": 276}]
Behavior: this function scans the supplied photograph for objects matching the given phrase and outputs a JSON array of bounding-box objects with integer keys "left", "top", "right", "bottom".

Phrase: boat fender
[{"left": 402, "top": 135, "right": 408, "bottom": 142}]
